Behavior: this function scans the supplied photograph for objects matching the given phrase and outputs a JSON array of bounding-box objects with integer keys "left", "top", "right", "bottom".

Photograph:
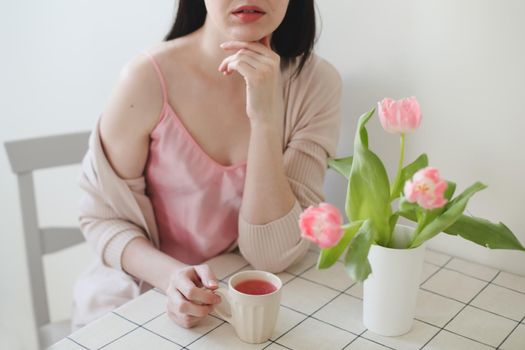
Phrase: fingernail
[{"left": 208, "top": 280, "right": 218, "bottom": 287}]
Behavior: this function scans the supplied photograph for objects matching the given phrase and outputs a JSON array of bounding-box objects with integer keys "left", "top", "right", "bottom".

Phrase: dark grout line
[
  {"left": 420, "top": 256, "right": 454, "bottom": 285},
  {"left": 417, "top": 285, "right": 523, "bottom": 324},
  {"left": 111, "top": 311, "right": 187, "bottom": 348},
  {"left": 97, "top": 325, "right": 140, "bottom": 349},
  {"left": 220, "top": 263, "right": 251, "bottom": 281},
  {"left": 468, "top": 303, "right": 523, "bottom": 323},
  {"left": 66, "top": 337, "right": 90, "bottom": 350},
  {"left": 76, "top": 251, "right": 525, "bottom": 350},
  {"left": 496, "top": 315, "right": 525, "bottom": 349},
  {"left": 415, "top": 319, "right": 497, "bottom": 348},
  {"left": 140, "top": 325, "right": 187, "bottom": 348},
  {"left": 340, "top": 329, "right": 365, "bottom": 350},
  {"left": 182, "top": 320, "right": 226, "bottom": 348},
  {"left": 441, "top": 266, "right": 498, "bottom": 283},
  {"left": 419, "top": 271, "right": 502, "bottom": 350},
  {"left": 296, "top": 275, "right": 354, "bottom": 293},
  {"left": 491, "top": 282, "right": 525, "bottom": 297},
  {"left": 270, "top": 283, "right": 353, "bottom": 346}
]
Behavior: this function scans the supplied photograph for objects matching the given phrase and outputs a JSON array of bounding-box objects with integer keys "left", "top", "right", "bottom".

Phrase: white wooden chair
[{"left": 4, "top": 131, "right": 90, "bottom": 349}]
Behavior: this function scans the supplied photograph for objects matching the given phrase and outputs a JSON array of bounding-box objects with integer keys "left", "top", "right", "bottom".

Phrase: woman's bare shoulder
[{"left": 98, "top": 48, "right": 170, "bottom": 179}]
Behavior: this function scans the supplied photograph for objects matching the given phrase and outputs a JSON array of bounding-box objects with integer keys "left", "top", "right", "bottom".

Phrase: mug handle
[{"left": 213, "top": 287, "right": 233, "bottom": 324}]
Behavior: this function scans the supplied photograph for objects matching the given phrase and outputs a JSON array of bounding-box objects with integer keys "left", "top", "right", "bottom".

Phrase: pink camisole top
[{"left": 143, "top": 51, "right": 247, "bottom": 265}]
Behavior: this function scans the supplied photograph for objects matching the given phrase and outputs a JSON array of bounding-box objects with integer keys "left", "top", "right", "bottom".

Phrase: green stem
[
  {"left": 409, "top": 210, "right": 428, "bottom": 248},
  {"left": 390, "top": 133, "right": 406, "bottom": 200}
]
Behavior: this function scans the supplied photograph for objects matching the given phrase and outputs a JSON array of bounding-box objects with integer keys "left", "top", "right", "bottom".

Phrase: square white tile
[
  {"left": 424, "top": 250, "right": 451, "bottom": 266},
  {"left": 445, "top": 258, "right": 498, "bottom": 281},
  {"left": 276, "top": 272, "right": 296, "bottom": 285},
  {"left": 47, "top": 338, "right": 84, "bottom": 350},
  {"left": 494, "top": 271, "right": 525, "bottom": 294},
  {"left": 346, "top": 283, "right": 363, "bottom": 300},
  {"left": 420, "top": 263, "right": 440, "bottom": 284},
  {"left": 471, "top": 283, "right": 525, "bottom": 321},
  {"left": 499, "top": 323, "right": 525, "bottom": 350},
  {"left": 301, "top": 262, "right": 355, "bottom": 291},
  {"left": 277, "top": 317, "right": 356, "bottom": 350},
  {"left": 363, "top": 320, "right": 440, "bottom": 350},
  {"left": 270, "top": 306, "right": 307, "bottom": 341},
  {"left": 188, "top": 323, "right": 270, "bottom": 349},
  {"left": 206, "top": 253, "right": 249, "bottom": 280},
  {"left": 281, "top": 277, "right": 340, "bottom": 315},
  {"left": 343, "top": 337, "right": 390, "bottom": 350},
  {"left": 69, "top": 313, "right": 137, "bottom": 349},
  {"left": 423, "top": 330, "right": 493, "bottom": 350},
  {"left": 445, "top": 305, "right": 518, "bottom": 347},
  {"left": 103, "top": 327, "right": 182, "bottom": 349},
  {"left": 285, "top": 251, "right": 319, "bottom": 275},
  {"left": 421, "top": 269, "right": 487, "bottom": 303},
  {"left": 415, "top": 289, "right": 464, "bottom": 327},
  {"left": 114, "top": 290, "right": 167, "bottom": 324},
  {"left": 313, "top": 293, "right": 366, "bottom": 334},
  {"left": 143, "top": 313, "right": 223, "bottom": 347}
]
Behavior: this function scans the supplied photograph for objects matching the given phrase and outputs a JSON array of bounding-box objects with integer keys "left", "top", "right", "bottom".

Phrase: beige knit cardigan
[{"left": 72, "top": 53, "right": 342, "bottom": 328}]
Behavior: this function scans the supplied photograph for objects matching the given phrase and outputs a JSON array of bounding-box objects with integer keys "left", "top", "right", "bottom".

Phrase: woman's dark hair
[{"left": 164, "top": 0, "right": 316, "bottom": 77}]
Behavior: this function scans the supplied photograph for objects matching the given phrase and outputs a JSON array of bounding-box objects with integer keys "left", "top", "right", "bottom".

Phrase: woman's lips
[{"left": 232, "top": 6, "right": 266, "bottom": 23}]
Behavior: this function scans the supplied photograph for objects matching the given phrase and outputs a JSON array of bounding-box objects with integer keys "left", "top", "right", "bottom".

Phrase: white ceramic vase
[{"left": 363, "top": 224, "right": 426, "bottom": 336}]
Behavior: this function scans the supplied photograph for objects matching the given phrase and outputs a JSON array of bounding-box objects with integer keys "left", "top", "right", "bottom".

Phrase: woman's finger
[
  {"left": 167, "top": 310, "right": 200, "bottom": 328},
  {"left": 169, "top": 290, "right": 214, "bottom": 318},
  {"left": 220, "top": 53, "right": 262, "bottom": 75},
  {"left": 219, "top": 49, "right": 273, "bottom": 73},
  {"left": 220, "top": 40, "right": 272, "bottom": 56},
  {"left": 177, "top": 271, "right": 221, "bottom": 305},
  {"left": 194, "top": 264, "right": 219, "bottom": 289},
  {"left": 226, "top": 60, "right": 257, "bottom": 79}
]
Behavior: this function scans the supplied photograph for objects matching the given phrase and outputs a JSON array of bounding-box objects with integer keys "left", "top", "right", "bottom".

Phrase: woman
[{"left": 73, "top": 0, "right": 341, "bottom": 330}]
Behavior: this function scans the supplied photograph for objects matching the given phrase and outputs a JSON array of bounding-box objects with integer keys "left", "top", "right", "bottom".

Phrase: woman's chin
[{"left": 226, "top": 29, "right": 270, "bottom": 43}]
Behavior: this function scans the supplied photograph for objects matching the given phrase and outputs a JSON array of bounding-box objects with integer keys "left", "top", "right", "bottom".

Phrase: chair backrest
[{"left": 4, "top": 131, "right": 90, "bottom": 343}]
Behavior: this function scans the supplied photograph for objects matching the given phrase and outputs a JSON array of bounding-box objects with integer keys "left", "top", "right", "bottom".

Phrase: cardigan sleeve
[
  {"left": 78, "top": 174, "right": 148, "bottom": 271},
  {"left": 78, "top": 129, "right": 152, "bottom": 272},
  {"left": 237, "top": 57, "right": 343, "bottom": 273}
]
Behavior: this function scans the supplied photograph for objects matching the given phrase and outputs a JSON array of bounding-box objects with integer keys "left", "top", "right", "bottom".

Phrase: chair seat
[{"left": 39, "top": 319, "right": 71, "bottom": 349}]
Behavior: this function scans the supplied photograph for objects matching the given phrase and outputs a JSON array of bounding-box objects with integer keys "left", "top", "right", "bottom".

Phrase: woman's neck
[{"left": 191, "top": 17, "right": 245, "bottom": 86}]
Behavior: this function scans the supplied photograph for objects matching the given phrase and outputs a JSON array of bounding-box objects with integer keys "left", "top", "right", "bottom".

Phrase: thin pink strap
[{"left": 143, "top": 51, "right": 168, "bottom": 105}]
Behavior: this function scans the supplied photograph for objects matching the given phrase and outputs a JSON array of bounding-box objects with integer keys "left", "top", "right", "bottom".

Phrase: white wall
[
  {"left": 318, "top": 0, "right": 525, "bottom": 276},
  {"left": 0, "top": 1, "right": 173, "bottom": 348},
  {"left": 1, "top": 1, "right": 524, "bottom": 349}
]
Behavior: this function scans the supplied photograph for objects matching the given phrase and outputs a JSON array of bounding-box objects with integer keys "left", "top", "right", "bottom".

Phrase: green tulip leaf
[
  {"left": 344, "top": 220, "right": 374, "bottom": 282},
  {"left": 401, "top": 209, "right": 525, "bottom": 251},
  {"left": 443, "top": 215, "right": 525, "bottom": 251},
  {"left": 328, "top": 156, "right": 353, "bottom": 179},
  {"left": 402, "top": 153, "right": 429, "bottom": 182},
  {"left": 346, "top": 107, "right": 392, "bottom": 245},
  {"left": 317, "top": 220, "right": 364, "bottom": 269},
  {"left": 409, "top": 182, "right": 487, "bottom": 248}
]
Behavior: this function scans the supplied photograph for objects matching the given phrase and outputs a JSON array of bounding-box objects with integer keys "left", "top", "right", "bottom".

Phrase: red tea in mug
[{"left": 234, "top": 279, "right": 277, "bottom": 295}]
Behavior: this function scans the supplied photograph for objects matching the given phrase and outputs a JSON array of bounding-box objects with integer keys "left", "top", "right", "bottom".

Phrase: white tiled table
[{"left": 50, "top": 249, "right": 525, "bottom": 350}]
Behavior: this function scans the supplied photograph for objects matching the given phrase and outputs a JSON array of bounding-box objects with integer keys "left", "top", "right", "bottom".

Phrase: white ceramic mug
[{"left": 213, "top": 270, "right": 282, "bottom": 344}]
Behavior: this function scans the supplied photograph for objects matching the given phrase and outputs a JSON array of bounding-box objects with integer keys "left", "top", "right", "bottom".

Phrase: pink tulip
[
  {"left": 404, "top": 167, "right": 448, "bottom": 210},
  {"left": 299, "top": 203, "right": 344, "bottom": 248},
  {"left": 378, "top": 97, "right": 422, "bottom": 133}
]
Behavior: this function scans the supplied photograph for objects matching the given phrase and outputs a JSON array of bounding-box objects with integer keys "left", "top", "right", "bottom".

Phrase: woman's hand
[
  {"left": 219, "top": 36, "right": 284, "bottom": 127},
  {"left": 165, "top": 264, "right": 221, "bottom": 328}
]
